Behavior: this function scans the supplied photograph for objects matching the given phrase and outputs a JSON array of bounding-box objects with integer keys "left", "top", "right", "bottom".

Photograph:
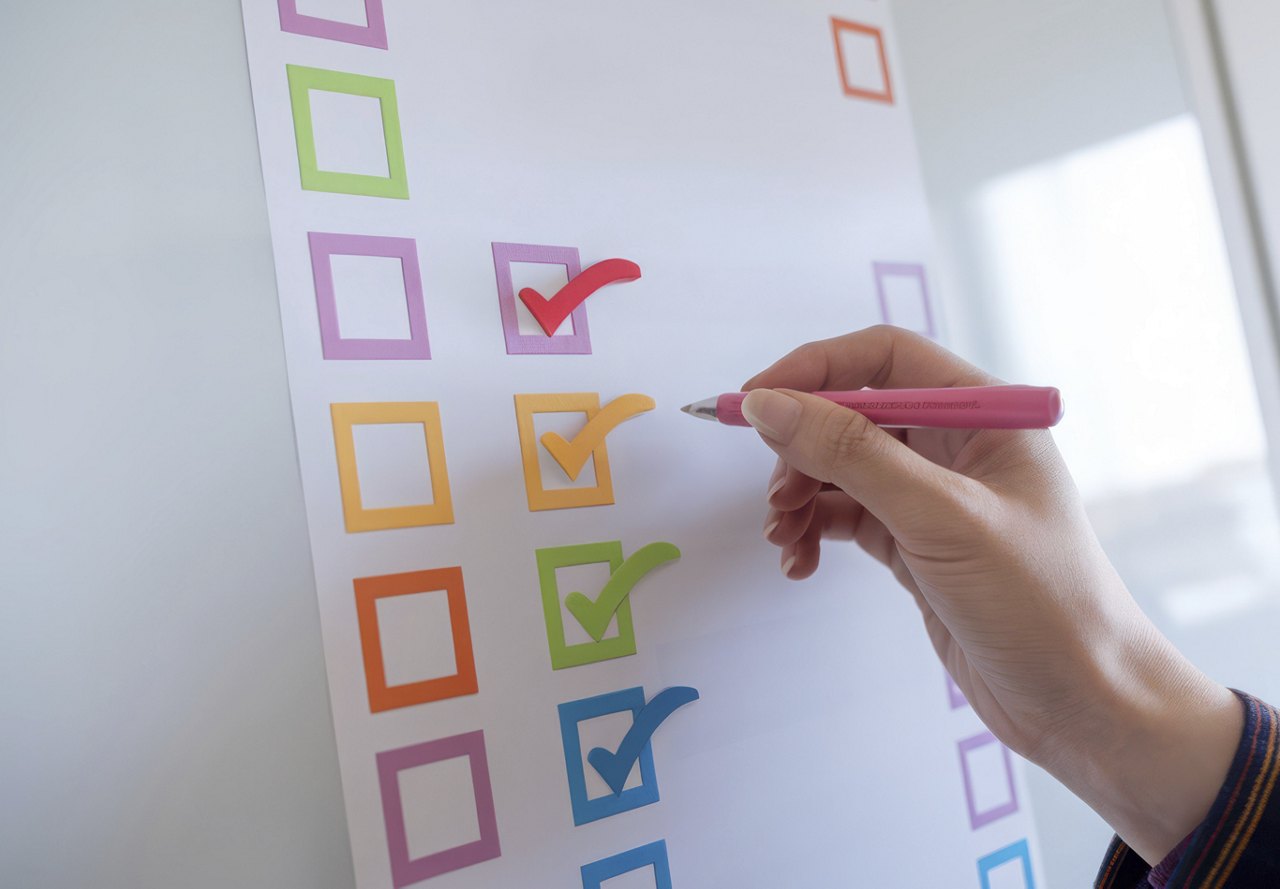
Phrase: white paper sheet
[{"left": 240, "top": 2, "right": 1045, "bottom": 885}]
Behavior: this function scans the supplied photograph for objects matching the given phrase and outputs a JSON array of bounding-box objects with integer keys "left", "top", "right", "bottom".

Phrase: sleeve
[{"left": 1094, "top": 690, "right": 1280, "bottom": 889}]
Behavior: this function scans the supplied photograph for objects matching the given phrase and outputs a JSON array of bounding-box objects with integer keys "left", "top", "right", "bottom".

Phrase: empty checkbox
[
  {"left": 354, "top": 566, "right": 478, "bottom": 712},
  {"left": 831, "top": 18, "right": 894, "bottom": 104},
  {"left": 287, "top": 65, "right": 409, "bottom": 199},
  {"left": 376, "top": 731, "right": 501, "bottom": 886},
  {"left": 874, "top": 262, "right": 936, "bottom": 337},
  {"left": 957, "top": 731, "right": 1019, "bottom": 829},
  {"left": 309, "top": 232, "right": 430, "bottom": 359},
  {"left": 580, "top": 840, "right": 673, "bottom": 889},
  {"left": 977, "top": 838, "right": 1036, "bottom": 889},
  {"left": 331, "top": 402, "right": 453, "bottom": 532},
  {"left": 278, "top": 0, "right": 388, "bottom": 48}
]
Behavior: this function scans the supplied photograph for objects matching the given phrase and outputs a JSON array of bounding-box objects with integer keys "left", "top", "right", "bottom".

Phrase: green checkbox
[
  {"left": 537, "top": 542, "right": 636, "bottom": 670},
  {"left": 286, "top": 64, "right": 410, "bottom": 199}
]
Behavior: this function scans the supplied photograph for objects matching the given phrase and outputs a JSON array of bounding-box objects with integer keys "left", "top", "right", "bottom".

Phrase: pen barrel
[{"left": 718, "top": 386, "right": 1063, "bottom": 429}]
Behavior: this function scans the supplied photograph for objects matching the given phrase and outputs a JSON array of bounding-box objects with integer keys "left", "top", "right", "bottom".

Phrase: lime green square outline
[
  {"left": 286, "top": 64, "right": 409, "bottom": 199},
  {"left": 537, "top": 542, "right": 636, "bottom": 670}
]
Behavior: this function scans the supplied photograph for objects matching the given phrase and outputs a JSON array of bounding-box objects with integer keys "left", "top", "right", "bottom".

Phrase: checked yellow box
[
  {"left": 514, "top": 393, "right": 655, "bottom": 512},
  {"left": 332, "top": 402, "right": 453, "bottom": 532}
]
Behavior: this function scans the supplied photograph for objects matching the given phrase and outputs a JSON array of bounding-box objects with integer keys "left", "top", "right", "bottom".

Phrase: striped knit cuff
[
  {"left": 1164, "top": 690, "right": 1280, "bottom": 888},
  {"left": 1094, "top": 690, "right": 1280, "bottom": 888}
]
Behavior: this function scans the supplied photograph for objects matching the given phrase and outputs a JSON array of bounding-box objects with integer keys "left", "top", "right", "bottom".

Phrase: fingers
[
  {"left": 742, "top": 388, "right": 972, "bottom": 535},
  {"left": 768, "top": 491, "right": 903, "bottom": 581},
  {"left": 781, "top": 522, "right": 822, "bottom": 580},
  {"left": 769, "top": 464, "right": 823, "bottom": 512},
  {"left": 763, "top": 496, "right": 817, "bottom": 546},
  {"left": 742, "top": 325, "right": 997, "bottom": 393}
]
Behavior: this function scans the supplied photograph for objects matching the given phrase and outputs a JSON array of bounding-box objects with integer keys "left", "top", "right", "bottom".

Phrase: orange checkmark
[{"left": 540, "top": 394, "right": 656, "bottom": 481}]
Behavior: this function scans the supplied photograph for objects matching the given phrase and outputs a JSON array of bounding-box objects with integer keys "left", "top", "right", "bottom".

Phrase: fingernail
[
  {"left": 781, "top": 555, "right": 797, "bottom": 577},
  {"left": 741, "top": 390, "right": 802, "bottom": 443},
  {"left": 763, "top": 511, "right": 780, "bottom": 539},
  {"left": 766, "top": 476, "right": 787, "bottom": 499}
]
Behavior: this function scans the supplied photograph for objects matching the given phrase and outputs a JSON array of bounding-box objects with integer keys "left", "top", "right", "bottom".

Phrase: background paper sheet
[{"left": 240, "top": 1, "right": 1046, "bottom": 885}]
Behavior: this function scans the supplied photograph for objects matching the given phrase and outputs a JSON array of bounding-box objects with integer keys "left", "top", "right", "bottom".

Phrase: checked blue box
[
  {"left": 558, "top": 687, "right": 659, "bottom": 826},
  {"left": 581, "top": 839, "right": 673, "bottom": 889}
]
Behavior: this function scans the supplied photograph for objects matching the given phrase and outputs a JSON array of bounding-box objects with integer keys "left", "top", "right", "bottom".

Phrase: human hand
[{"left": 742, "top": 325, "right": 1241, "bottom": 865}]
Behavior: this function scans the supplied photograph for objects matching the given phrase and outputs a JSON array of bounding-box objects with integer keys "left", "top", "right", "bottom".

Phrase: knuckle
[
  {"left": 817, "top": 408, "right": 881, "bottom": 471},
  {"left": 867, "top": 322, "right": 912, "bottom": 345}
]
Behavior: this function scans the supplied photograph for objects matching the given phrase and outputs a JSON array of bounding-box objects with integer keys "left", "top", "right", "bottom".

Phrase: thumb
[{"left": 740, "top": 388, "right": 965, "bottom": 532}]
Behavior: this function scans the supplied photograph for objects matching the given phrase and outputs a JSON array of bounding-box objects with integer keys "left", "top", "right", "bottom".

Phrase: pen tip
[{"left": 680, "top": 397, "right": 719, "bottom": 421}]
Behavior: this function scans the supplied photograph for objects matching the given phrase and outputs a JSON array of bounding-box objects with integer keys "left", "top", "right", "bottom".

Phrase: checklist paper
[{"left": 240, "top": 1, "right": 1044, "bottom": 886}]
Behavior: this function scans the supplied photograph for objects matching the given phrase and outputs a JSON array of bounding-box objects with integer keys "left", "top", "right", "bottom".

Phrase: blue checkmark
[{"left": 587, "top": 686, "right": 699, "bottom": 796}]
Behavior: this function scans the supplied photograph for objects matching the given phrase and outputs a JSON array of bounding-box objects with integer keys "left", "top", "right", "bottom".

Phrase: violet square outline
[
  {"left": 375, "top": 730, "right": 501, "bottom": 887},
  {"left": 957, "top": 730, "right": 1020, "bottom": 830},
  {"left": 277, "top": 0, "right": 388, "bottom": 49},
  {"left": 873, "top": 261, "right": 936, "bottom": 338},
  {"left": 491, "top": 242, "right": 592, "bottom": 355},
  {"left": 309, "top": 231, "right": 430, "bottom": 360}
]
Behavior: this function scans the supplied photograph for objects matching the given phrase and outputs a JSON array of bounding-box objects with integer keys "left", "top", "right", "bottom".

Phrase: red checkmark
[{"left": 517, "top": 258, "right": 641, "bottom": 336}]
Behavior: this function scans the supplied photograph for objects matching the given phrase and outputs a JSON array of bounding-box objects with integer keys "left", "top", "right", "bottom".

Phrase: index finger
[{"left": 742, "top": 325, "right": 998, "bottom": 393}]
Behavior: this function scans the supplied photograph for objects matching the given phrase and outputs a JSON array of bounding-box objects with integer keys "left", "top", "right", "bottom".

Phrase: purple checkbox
[
  {"left": 874, "top": 261, "right": 936, "bottom": 338},
  {"left": 957, "top": 730, "right": 1019, "bottom": 829},
  {"left": 277, "top": 0, "right": 388, "bottom": 49},
  {"left": 376, "top": 730, "right": 501, "bottom": 887},
  {"left": 491, "top": 242, "right": 592, "bottom": 355},
  {"left": 309, "top": 231, "right": 430, "bottom": 360}
]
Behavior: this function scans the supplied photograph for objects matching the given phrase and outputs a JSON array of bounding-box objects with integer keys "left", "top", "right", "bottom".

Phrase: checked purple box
[
  {"left": 874, "top": 261, "right": 936, "bottom": 338},
  {"left": 957, "top": 730, "right": 1019, "bottom": 829},
  {"left": 277, "top": 0, "right": 388, "bottom": 49},
  {"left": 376, "top": 730, "right": 501, "bottom": 887},
  {"left": 491, "top": 242, "right": 592, "bottom": 355},
  {"left": 309, "top": 232, "right": 430, "bottom": 360}
]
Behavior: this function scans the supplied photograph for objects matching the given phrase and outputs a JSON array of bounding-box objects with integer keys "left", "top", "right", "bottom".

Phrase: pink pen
[{"left": 680, "top": 386, "right": 1063, "bottom": 429}]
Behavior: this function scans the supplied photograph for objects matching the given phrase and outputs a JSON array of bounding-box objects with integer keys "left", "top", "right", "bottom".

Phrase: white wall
[
  {"left": 894, "top": 0, "right": 1188, "bottom": 368},
  {"left": 0, "top": 3, "right": 353, "bottom": 886},
  {"left": 893, "top": 2, "right": 1280, "bottom": 887}
]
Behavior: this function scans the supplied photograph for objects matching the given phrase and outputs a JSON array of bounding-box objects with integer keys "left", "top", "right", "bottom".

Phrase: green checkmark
[
  {"left": 537, "top": 542, "right": 631, "bottom": 670},
  {"left": 564, "top": 543, "right": 681, "bottom": 642},
  {"left": 536, "top": 541, "right": 682, "bottom": 671}
]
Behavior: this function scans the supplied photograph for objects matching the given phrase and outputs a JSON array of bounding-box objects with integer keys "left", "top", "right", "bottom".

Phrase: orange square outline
[
  {"left": 354, "top": 566, "right": 478, "bottom": 713},
  {"left": 514, "top": 393, "right": 614, "bottom": 511},
  {"left": 331, "top": 401, "right": 454, "bottom": 532},
  {"left": 831, "top": 17, "right": 895, "bottom": 105}
]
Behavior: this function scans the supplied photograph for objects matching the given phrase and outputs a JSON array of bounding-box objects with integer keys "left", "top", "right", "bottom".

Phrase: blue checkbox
[
  {"left": 581, "top": 839, "right": 673, "bottom": 889},
  {"left": 558, "top": 686, "right": 660, "bottom": 826},
  {"left": 977, "top": 838, "right": 1035, "bottom": 889}
]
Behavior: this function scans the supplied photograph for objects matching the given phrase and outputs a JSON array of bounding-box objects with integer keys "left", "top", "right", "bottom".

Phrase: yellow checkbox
[
  {"left": 331, "top": 402, "right": 454, "bottom": 532},
  {"left": 514, "top": 393, "right": 614, "bottom": 511}
]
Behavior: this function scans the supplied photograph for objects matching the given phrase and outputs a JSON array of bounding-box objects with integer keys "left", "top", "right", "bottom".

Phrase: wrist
[{"left": 1039, "top": 617, "right": 1242, "bottom": 865}]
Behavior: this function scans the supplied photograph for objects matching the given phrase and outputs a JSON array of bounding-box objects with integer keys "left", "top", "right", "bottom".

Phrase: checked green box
[{"left": 537, "top": 541, "right": 635, "bottom": 670}]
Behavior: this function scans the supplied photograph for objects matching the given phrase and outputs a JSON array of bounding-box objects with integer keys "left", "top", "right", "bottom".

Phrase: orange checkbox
[
  {"left": 514, "top": 393, "right": 615, "bottom": 511},
  {"left": 831, "top": 17, "right": 894, "bottom": 104},
  {"left": 331, "top": 402, "right": 453, "bottom": 532},
  {"left": 354, "top": 566, "right": 478, "bottom": 713}
]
